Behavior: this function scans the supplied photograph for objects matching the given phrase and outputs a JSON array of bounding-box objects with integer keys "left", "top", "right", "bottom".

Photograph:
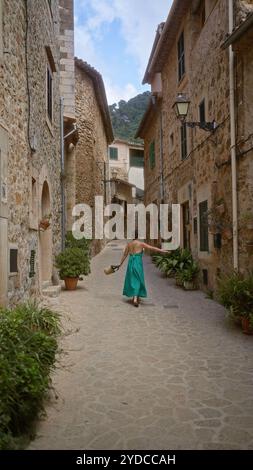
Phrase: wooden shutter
[
  {"left": 10, "top": 248, "right": 18, "bottom": 273},
  {"left": 178, "top": 31, "right": 185, "bottom": 82},
  {"left": 181, "top": 123, "right": 187, "bottom": 160},
  {"left": 149, "top": 141, "right": 155, "bottom": 169},
  {"left": 199, "top": 200, "right": 209, "bottom": 252},
  {"left": 109, "top": 147, "right": 118, "bottom": 160}
]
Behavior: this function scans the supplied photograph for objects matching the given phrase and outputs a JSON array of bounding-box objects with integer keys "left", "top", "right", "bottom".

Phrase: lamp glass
[{"left": 176, "top": 101, "right": 190, "bottom": 118}]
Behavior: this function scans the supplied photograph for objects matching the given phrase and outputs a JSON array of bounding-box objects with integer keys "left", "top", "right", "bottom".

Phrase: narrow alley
[{"left": 30, "top": 241, "right": 253, "bottom": 450}]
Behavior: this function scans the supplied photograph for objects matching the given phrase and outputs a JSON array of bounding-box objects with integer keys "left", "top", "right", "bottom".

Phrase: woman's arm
[
  {"left": 119, "top": 244, "right": 129, "bottom": 267},
  {"left": 141, "top": 242, "right": 168, "bottom": 254}
]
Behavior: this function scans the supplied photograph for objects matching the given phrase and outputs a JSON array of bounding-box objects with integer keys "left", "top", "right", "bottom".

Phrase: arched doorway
[{"left": 39, "top": 181, "right": 52, "bottom": 284}]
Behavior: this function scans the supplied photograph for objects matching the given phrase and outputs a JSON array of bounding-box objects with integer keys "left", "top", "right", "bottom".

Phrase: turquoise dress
[{"left": 123, "top": 251, "right": 147, "bottom": 298}]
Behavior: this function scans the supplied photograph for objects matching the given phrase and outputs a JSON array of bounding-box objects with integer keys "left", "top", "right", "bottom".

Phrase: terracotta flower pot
[
  {"left": 39, "top": 219, "right": 50, "bottom": 230},
  {"left": 175, "top": 278, "right": 184, "bottom": 287},
  {"left": 64, "top": 277, "right": 78, "bottom": 291},
  {"left": 184, "top": 281, "right": 196, "bottom": 291},
  {"left": 241, "top": 317, "right": 253, "bottom": 335}
]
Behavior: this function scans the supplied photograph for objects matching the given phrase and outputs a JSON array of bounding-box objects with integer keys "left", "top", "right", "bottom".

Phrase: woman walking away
[{"left": 119, "top": 237, "right": 168, "bottom": 307}]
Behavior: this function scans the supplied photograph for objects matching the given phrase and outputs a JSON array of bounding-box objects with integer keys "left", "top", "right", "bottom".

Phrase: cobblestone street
[{"left": 30, "top": 241, "right": 253, "bottom": 450}]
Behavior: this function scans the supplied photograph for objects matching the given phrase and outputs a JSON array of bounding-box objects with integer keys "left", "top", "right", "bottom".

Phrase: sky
[{"left": 74, "top": 0, "right": 173, "bottom": 105}]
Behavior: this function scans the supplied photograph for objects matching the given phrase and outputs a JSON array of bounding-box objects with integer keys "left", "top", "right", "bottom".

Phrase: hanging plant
[{"left": 203, "top": 200, "right": 232, "bottom": 237}]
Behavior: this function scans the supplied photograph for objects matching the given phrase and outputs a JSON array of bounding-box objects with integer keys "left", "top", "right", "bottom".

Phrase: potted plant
[
  {"left": 181, "top": 262, "right": 199, "bottom": 290},
  {"left": 216, "top": 198, "right": 225, "bottom": 215},
  {"left": 241, "top": 312, "right": 253, "bottom": 335},
  {"left": 39, "top": 213, "right": 52, "bottom": 231},
  {"left": 204, "top": 203, "right": 232, "bottom": 238},
  {"left": 217, "top": 271, "right": 253, "bottom": 334},
  {"left": 175, "top": 270, "right": 184, "bottom": 287},
  {"left": 55, "top": 247, "right": 90, "bottom": 291}
]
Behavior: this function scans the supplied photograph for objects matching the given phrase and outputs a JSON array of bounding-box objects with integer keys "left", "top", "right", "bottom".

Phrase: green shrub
[
  {"left": 217, "top": 271, "right": 253, "bottom": 319},
  {"left": 65, "top": 231, "right": 91, "bottom": 253},
  {"left": 152, "top": 248, "right": 195, "bottom": 278},
  {"left": 180, "top": 262, "right": 200, "bottom": 283},
  {"left": 0, "top": 303, "right": 60, "bottom": 450},
  {"left": 55, "top": 247, "right": 90, "bottom": 279}
]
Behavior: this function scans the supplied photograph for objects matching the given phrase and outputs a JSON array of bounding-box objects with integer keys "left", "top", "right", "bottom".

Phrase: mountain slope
[{"left": 109, "top": 91, "right": 151, "bottom": 142}]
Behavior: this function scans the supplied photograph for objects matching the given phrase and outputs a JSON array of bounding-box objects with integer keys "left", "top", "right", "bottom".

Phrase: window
[
  {"left": 29, "top": 250, "right": 36, "bottom": 278},
  {"left": 0, "top": 0, "right": 3, "bottom": 60},
  {"left": 9, "top": 248, "right": 18, "bottom": 274},
  {"left": 203, "top": 269, "right": 208, "bottom": 286},
  {"left": 193, "top": 217, "right": 198, "bottom": 235},
  {"left": 169, "top": 132, "right": 174, "bottom": 153},
  {"left": 182, "top": 201, "right": 191, "bottom": 250},
  {"left": 109, "top": 147, "right": 118, "bottom": 160},
  {"left": 149, "top": 141, "right": 155, "bottom": 169},
  {"left": 199, "top": 99, "right": 206, "bottom": 124},
  {"left": 180, "top": 123, "right": 187, "bottom": 160},
  {"left": 130, "top": 149, "right": 144, "bottom": 168},
  {"left": 199, "top": 200, "right": 209, "bottom": 252},
  {"left": 178, "top": 31, "right": 185, "bottom": 82},
  {"left": 201, "top": 1, "right": 206, "bottom": 27},
  {"left": 47, "top": 64, "right": 53, "bottom": 122}
]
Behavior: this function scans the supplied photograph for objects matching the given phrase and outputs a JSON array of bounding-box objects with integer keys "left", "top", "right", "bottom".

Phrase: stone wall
[
  {"left": 59, "top": 0, "right": 75, "bottom": 119},
  {"left": 75, "top": 63, "right": 109, "bottom": 255},
  {"left": 233, "top": 13, "right": 253, "bottom": 273},
  {"left": 0, "top": 0, "right": 62, "bottom": 305}
]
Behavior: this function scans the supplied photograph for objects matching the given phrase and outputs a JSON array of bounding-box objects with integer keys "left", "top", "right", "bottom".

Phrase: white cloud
[
  {"left": 104, "top": 80, "right": 138, "bottom": 105},
  {"left": 75, "top": 0, "right": 170, "bottom": 74},
  {"left": 74, "top": 0, "right": 171, "bottom": 102}
]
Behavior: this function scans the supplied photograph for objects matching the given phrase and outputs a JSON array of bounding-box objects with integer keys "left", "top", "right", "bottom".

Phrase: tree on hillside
[{"left": 109, "top": 91, "right": 151, "bottom": 142}]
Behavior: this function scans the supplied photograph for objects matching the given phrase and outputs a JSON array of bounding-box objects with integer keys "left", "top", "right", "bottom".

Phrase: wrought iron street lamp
[{"left": 173, "top": 93, "right": 217, "bottom": 132}]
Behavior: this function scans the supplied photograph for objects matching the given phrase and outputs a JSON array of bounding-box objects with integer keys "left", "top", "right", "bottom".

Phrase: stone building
[
  {"left": 109, "top": 139, "right": 144, "bottom": 192},
  {"left": 0, "top": 0, "right": 75, "bottom": 306},
  {"left": 108, "top": 138, "right": 145, "bottom": 212},
  {"left": 136, "top": 0, "right": 253, "bottom": 290},
  {"left": 222, "top": 8, "right": 253, "bottom": 275},
  {"left": 74, "top": 58, "right": 114, "bottom": 255},
  {"left": 59, "top": 0, "right": 78, "bottom": 245}
]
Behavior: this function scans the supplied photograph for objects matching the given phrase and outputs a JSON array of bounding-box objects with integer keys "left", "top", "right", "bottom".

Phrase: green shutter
[
  {"left": 181, "top": 123, "right": 187, "bottom": 160},
  {"left": 110, "top": 147, "right": 118, "bottom": 160},
  {"left": 130, "top": 149, "right": 144, "bottom": 168},
  {"left": 199, "top": 200, "right": 209, "bottom": 252},
  {"left": 149, "top": 141, "right": 155, "bottom": 169}
]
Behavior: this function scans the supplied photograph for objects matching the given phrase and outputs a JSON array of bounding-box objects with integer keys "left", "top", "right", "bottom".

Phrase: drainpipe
[
  {"left": 159, "top": 108, "right": 164, "bottom": 203},
  {"left": 60, "top": 96, "right": 65, "bottom": 251},
  {"left": 228, "top": 0, "right": 239, "bottom": 271}
]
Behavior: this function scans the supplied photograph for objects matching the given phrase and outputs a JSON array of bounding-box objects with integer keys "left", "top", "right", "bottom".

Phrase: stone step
[
  {"left": 42, "top": 285, "right": 61, "bottom": 298},
  {"left": 42, "top": 281, "right": 52, "bottom": 289}
]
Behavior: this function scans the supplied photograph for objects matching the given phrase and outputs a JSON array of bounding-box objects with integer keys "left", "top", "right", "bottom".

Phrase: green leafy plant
[
  {"left": 0, "top": 303, "right": 60, "bottom": 450},
  {"left": 55, "top": 247, "right": 90, "bottom": 279},
  {"left": 203, "top": 202, "right": 231, "bottom": 235},
  {"left": 180, "top": 262, "right": 200, "bottom": 283},
  {"left": 152, "top": 248, "right": 194, "bottom": 278},
  {"left": 217, "top": 271, "right": 253, "bottom": 320},
  {"left": 65, "top": 231, "right": 91, "bottom": 252}
]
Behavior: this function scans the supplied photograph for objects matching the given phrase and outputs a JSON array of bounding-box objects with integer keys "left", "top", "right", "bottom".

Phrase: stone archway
[{"left": 39, "top": 181, "right": 53, "bottom": 284}]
